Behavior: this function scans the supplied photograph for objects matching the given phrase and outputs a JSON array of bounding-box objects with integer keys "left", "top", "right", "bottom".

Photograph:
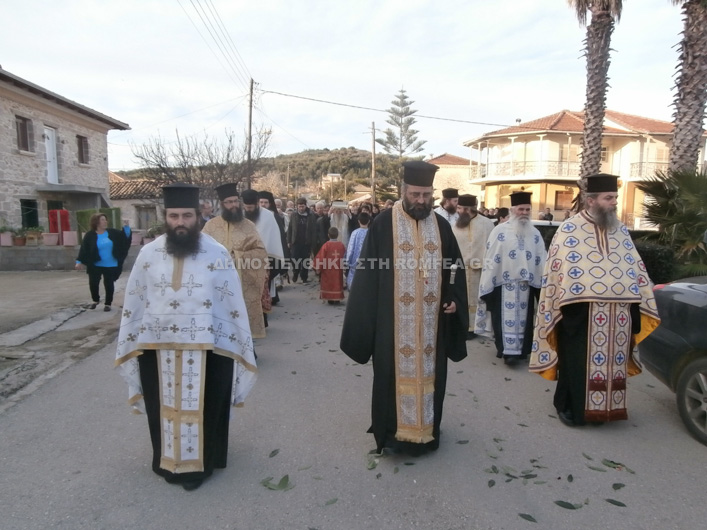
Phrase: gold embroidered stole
[
  {"left": 157, "top": 349, "right": 207, "bottom": 473},
  {"left": 392, "top": 203, "right": 442, "bottom": 443}
]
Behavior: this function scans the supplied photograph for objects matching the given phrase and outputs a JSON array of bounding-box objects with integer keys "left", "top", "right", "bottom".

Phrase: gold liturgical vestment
[{"left": 203, "top": 216, "right": 269, "bottom": 338}]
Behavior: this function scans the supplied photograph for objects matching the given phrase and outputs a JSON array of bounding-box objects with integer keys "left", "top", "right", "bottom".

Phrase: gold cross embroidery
[
  {"left": 400, "top": 292, "right": 415, "bottom": 305},
  {"left": 423, "top": 292, "right": 438, "bottom": 305},
  {"left": 400, "top": 344, "right": 415, "bottom": 357},
  {"left": 399, "top": 241, "right": 414, "bottom": 253}
]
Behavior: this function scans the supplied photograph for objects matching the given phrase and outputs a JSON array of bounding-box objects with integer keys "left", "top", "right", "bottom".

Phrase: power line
[
  {"left": 254, "top": 106, "right": 312, "bottom": 151},
  {"left": 259, "top": 88, "right": 538, "bottom": 130},
  {"left": 110, "top": 95, "right": 249, "bottom": 138},
  {"left": 188, "top": 0, "right": 249, "bottom": 89},
  {"left": 204, "top": 0, "right": 252, "bottom": 80},
  {"left": 176, "top": 0, "right": 246, "bottom": 91}
]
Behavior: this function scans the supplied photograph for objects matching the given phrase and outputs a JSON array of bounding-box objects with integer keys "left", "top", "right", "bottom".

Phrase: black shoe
[
  {"left": 495, "top": 351, "right": 503, "bottom": 359},
  {"left": 302, "top": 279, "right": 310, "bottom": 284},
  {"left": 503, "top": 355, "right": 518, "bottom": 365},
  {"left": 558, "top": 410, "right": 576, "bottom": 427},
  {"left": 263, "top": 313, "right": 268, "bottom": 328},
  {"left": 103, "top": 305, "right": 111, "bottom": 312},
  {"left": 182, "top": 479, "right": 203, "bottom": 491},
  {"left": 89, "top": 302, "right": 98, "bottom": 310},
  {"left": 466, "top": 331, "right": 476, "bottom": 341}
]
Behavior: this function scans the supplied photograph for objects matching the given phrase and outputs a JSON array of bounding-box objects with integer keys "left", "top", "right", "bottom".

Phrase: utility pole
[
  {"left": 246, "top": 78, "right": 254, "bottom": 190},
  {"left": 371, "top": 121, "right": 376, "bottom": 204}
]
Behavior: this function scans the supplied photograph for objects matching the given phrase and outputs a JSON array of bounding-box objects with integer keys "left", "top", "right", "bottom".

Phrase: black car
[{"left": 638, "top": 276, "right": 707, "bottom": 445}]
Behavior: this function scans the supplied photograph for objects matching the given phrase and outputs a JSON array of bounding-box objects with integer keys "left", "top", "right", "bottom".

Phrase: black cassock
[{"left": 340, "top": 208, "right": 468, "bottom": 453}]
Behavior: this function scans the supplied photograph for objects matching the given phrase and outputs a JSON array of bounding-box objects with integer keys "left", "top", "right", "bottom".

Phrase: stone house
[
  {"left": 108, "top": 173, "right": 161, "bottom": 231},
  {"left": 0, "top": 67, "right": 129, "bottom": 231},
  {"left": 463, "top": 109, "right": 707, "bottom": 228},
  {"left": 425, "top": 153, "right": 480, "bottom": 205}
]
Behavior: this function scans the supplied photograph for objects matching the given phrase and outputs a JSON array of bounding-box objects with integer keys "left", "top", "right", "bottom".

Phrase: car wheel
[{"left": 676, "top": 357, "right": 707, "bottom": 446}]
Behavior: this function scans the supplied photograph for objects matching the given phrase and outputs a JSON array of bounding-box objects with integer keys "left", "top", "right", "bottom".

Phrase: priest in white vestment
[
  {"left": 116, "top": 183, "right": 256, "bottom": 491},
  {"left": 475, "top": 191, "right": 547, "bottom": 364}
]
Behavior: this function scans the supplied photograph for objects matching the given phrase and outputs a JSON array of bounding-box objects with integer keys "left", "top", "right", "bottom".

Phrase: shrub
[{"left": 634, "top": 241, "right": 676, "bottom": 284}]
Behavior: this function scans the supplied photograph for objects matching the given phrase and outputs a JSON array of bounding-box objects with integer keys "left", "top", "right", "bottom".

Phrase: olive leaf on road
[
  {"left": 456, "top": 440, "right": 469, "bottom": 444},
  {"left": 612, "top": 483, "right": 625, "bottom": 490},
  {"left": 605, "top": 499, "right": 627, "bottom": 507},
  {"left": 554, "top": 500, "right": 582, "bottom": 510},
  {"left": 519, "top": 513, "right": 538, "bottom": 523},
  {"left": 261, "top": 475, "right": 294, "bottom": 491},
  {"left": 601, "top": 458, "right": 634, "bottom": 473},
  {"left": 582, "top": 452, "right": 593, "bottom": 460},
  {"left": 325, "top": 498, "right": 338, "bottom": 506},
  {"left": 586, "top": 465, "right": 607, "bottom": 472},
  {"left": 488, "top": 479, "right": 496, "bottom": 488},
  {"left": 269, "top": 449, "right": 279, "bottom": 458}
]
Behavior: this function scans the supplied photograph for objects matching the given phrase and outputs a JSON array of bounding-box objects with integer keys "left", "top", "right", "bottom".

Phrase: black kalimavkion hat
[
  {"left": 241, "top": 189, "right": 259, "bottom": 205},
  {"left": 586, "top": 173, "right": 619, "bottom": 193},
  {"left": 510, "top": 191, "right": 532, "bottom": 206},
  {"left": 402, "top": 161, "right": 438, "bottom": 187},
  {"left": 457, "top": 194, "right": 477, "bottom": 207},
  {"left": 162, "top": 183, "right": 200, "bottom": 209},
  {"left": 215, "top": 183, "right": 240, "bottom": 201}
]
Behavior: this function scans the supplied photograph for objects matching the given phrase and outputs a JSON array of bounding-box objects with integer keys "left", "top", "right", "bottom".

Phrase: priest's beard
[
  {"left": 165, "top": 223, "right": 201, "bottom": 258},
  {"left": 330, "top": 212, "right": 349, "bottom": 241},
  {"left": 508, "top": 213, "right": 533, "bottom": 240},
  {"left": 444, "top": 203, "right": 457, "bottom": 215},
  {"left": 402, "top": 196, "right": 433, "bottom": 221},
  {"left": 592, "top": 205, "right": 620, "bottom": 230},
  {"left": 222, "top": 206, "right": 243, "bottom": 223},
  {"left": 456, "top": 211, "right": 477, "bottom": 229},
  {"left": 244, "top": 206, "right": 260, "bottom": 223}
]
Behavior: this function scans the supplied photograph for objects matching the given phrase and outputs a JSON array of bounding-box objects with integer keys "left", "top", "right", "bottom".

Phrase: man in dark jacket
[{"left": 286, "top": 198, "right": 317, "bottom": 283}]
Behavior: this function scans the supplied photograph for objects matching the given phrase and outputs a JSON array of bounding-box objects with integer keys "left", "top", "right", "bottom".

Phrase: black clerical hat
[
  {"left": 442, "top": 188, "right": 459, "bottom": 199},
  {"left": 215, "top": 183, "right": 239, "bottom": 201},
  {"left": 258, "top": 190, "right": 275, "bottom": 206},
  {"left": 586, "top": 173, "right": 618, "bottom": 193},
  {"left": 162, "top": 183, "right": 200, "bottom": 209},
  {"left": 402, "top": 161, "right": 438, "bottom": 187},
  {"left": 241, "top": 189, "right": 259, "bottom": 205},
  {"left": 458, "top": 194, "right": 477, "bottom": 207},
  {"left": 510, "top": 191, "right": 532, "bottom": 206}
]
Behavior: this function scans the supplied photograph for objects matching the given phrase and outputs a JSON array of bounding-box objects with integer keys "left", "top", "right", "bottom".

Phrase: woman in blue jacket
[{"left": 75, "top": 213, "right": 131, "bottom": 311}]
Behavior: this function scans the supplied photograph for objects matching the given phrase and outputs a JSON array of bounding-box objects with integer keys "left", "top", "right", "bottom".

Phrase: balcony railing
[
  {"left": 470, "top": 160, "right": 580, "bottom": 180},
  {"left": 630, "top": 162, "right": 669, "bottom": 178}
]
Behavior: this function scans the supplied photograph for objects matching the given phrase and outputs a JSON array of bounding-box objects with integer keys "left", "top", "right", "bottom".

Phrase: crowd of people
[{"left": 113, "top": 163, "right": 661, "bottom": 490}]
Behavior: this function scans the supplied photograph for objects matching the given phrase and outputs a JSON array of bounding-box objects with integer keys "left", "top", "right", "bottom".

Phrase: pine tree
[{"left": 376, "top": 89, "right": 426, "bottom": 158}]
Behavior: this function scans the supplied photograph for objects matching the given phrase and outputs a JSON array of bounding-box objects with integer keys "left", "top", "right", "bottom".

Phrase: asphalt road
[{"left": 0, "top": 277, "right": 706, "bottom": 529}]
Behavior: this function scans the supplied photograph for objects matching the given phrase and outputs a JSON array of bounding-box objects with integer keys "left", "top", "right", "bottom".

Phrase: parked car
[{"left": 638, "top": 276, "right": 707, "bottom": 445}]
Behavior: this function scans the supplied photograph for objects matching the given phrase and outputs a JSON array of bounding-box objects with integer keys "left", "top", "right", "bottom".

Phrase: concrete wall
[{"left": 0, "top": 244, "right": 140, "bottom": 272}]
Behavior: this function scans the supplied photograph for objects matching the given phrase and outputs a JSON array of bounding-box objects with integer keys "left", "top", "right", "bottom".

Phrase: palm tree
[
  {"left": 668, "top": 0, "right": 707, "bottom": 173},
  {"left": 636, "top": 169, "right": 707, "bottom": 276},
  {"left": 567, "top": 1, "right": 624, "bottom": 185}
]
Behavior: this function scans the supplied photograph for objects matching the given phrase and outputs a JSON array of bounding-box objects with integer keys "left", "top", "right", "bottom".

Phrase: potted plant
[
  {"left": 24, "top": 226, "right": 44, "bottom": 246},
  {"left": 12, "top": 227, "right": 27, "bottom": 246},
  {"left": 42, "top": 231, "right": 60, "bottom": 246}
]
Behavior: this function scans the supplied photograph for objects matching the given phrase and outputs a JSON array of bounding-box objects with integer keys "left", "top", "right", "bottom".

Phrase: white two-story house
[
  {"left": 1, "top": 67, "right": 129, "bottom": 231},
  {"left": 463, "top": 109, "right": 706, "bottom": 228}
]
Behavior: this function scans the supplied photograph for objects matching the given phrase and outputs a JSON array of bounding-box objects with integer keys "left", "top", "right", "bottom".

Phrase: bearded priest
[
  {"left": 340, "top": 161, "right": 468, "bottom": 456},
  {"left": 115, "top": 183, "right": 257, "bottom": 491}
]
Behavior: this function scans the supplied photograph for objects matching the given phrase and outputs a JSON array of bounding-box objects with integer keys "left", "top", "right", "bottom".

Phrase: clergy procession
[{"left": 108, "top": 160, "right": 663, "bottom": 493}]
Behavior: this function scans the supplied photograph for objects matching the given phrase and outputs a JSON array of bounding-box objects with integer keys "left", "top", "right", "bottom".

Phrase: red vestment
[{"left": 314, "top": 240, "right": 346, "bottom": 300}]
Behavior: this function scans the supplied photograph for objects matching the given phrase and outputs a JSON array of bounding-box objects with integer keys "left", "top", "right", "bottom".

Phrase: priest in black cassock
[{"left": 340, "top": 160, "right": 468, "bottom": 455}]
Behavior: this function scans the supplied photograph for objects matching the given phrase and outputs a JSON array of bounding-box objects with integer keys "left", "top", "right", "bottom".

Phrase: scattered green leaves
[
  {"left": 554, "top": 500, "right": 582, "bottom": 510},
  {"left": 488, "top": 479, "right": 496, "bottom": 488},
  {"left": 325, "top": 498, "right": 338, "bottom": 506},
  {"left": 567, "top": 474, "right": 574, "bottom": 483},
  {"left": 582, "top": 452, "right": 594, "bottom": 461},
  {"left": 519, "top": 513, "right": 537, "bottom": 523},
  {"left": 586, "top": 465, "right": 607, "bottom": 473},
  {"left": 518, "top": 423, "right": 529, "bottom": 427},
  {"left": 261, "top": 475, "right": 294, "bottom": 491},
  {"left": 612, "top": 483, "right": 625, "bottom": 491},
  {"left": 269, "top": 449, "right": 279, "bottom": 458},
  {"left": 605, "top": 499, "right": 626, "bottom": 507},
  {"left": 456, "top": 440, "right": 469, "bottom": 445}
]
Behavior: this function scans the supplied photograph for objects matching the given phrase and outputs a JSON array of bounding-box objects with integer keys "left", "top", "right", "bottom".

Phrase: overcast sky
[{"left": 2, "top": 0, "right": 687, "bottom": 172}]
